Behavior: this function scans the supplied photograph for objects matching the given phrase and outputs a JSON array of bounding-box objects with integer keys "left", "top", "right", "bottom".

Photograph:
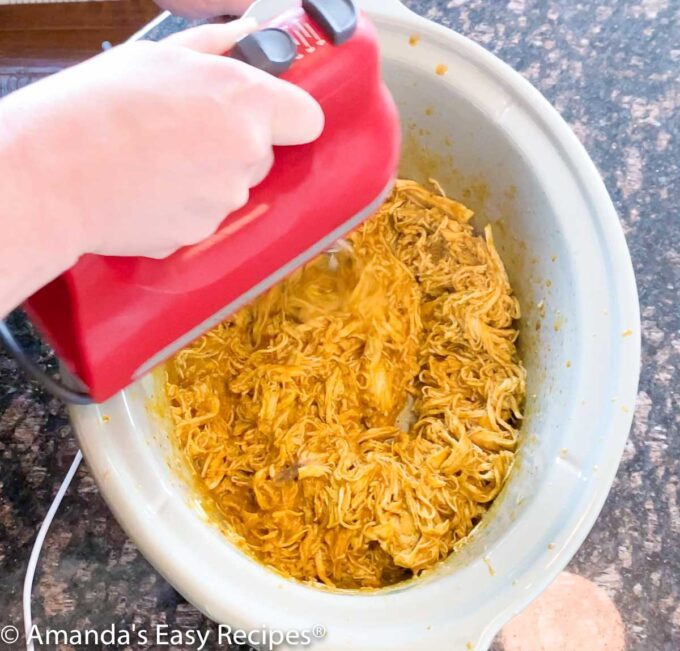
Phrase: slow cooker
[{"left": 70, "top": 1, "right": 640, "bottom": 648}]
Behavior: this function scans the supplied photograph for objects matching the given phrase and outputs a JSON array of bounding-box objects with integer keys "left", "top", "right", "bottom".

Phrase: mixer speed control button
[
  {"left": 302, "top": 0, "right": 358, "bottom": 46},
  {"left": 231, "top": 28, "right": 297, "bottom": 76}
]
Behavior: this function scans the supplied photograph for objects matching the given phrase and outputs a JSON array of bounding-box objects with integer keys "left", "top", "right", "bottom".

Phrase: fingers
[
  {"left": 164, "top": 18, "right": 257, "bottom": 54},
  {"left": 247, "top": 147, "right": 275, "bottom": 186},
  {"left": 143, "top": 247, "right": 177, "bottom": 259},
  {"left": 260, "top": 76, "right": 324, "bottom": 146},
  {"left": 166, "top": 20, "right": 323, "bottom": 146},
  {"left": 223, "top": 57, "right": 323, "bottom": 146}
]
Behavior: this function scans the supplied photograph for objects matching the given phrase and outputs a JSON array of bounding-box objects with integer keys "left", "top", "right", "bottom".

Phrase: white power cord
[{"left": 23, "top": 450, "right": 83, "bottom": 651}]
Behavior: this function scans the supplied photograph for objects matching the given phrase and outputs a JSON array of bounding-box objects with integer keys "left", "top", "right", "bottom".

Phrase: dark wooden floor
[{"left": 0, "top": 0, "right": 160, "bottom": 96}]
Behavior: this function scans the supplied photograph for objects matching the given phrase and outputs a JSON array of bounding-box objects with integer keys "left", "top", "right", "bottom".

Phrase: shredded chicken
[{"left": 166, "top": 179, "right": 526, "bottom": 589}]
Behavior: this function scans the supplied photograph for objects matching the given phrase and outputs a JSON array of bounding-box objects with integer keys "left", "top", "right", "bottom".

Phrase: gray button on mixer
[
  {"left": 302, "top": 0, "right": 358, "bottom": 46},
  {"left": 231, "top": 28, "right": 298, "bottom": 76}
]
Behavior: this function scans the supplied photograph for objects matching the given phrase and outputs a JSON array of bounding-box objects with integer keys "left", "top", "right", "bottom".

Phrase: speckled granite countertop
[{"left": 0, "top": 1, "right": 678, "bottom": 649}]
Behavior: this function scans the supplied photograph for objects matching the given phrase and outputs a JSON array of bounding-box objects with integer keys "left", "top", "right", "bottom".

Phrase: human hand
[
  {"left": 154, "top": 0, "right": 253, "bottom": 19},
  {"left": 0, "top": 20, "right": 323, "bottom": 260}
]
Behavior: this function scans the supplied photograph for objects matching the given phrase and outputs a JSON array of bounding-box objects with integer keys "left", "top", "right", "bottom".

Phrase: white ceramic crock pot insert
[{"left": 70, "top": 2, "right": 640, "bottom": 649}]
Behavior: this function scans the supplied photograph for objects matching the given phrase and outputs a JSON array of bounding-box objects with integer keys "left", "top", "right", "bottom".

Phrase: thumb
[
  {"left": 163, "top": 18, "right": 257, "bottom": 54},
  {"left": 267, "top": 78, "right": 325, "bottom": 146}
]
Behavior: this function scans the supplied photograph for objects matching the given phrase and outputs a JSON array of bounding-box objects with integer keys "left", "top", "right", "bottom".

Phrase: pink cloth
[{"left": 501, "top": 572, "right": 625, "bottom": 651}]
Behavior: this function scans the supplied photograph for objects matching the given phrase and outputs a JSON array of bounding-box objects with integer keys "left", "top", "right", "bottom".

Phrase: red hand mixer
[{"left": 3, "top": 0, "right": 401, "bottom": 403}]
